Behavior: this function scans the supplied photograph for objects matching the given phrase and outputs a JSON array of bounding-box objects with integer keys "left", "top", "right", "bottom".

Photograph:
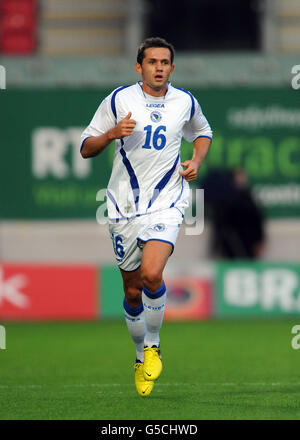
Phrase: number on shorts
[{"left": 112, "top": 234, "right": 125, "bottom": 259}]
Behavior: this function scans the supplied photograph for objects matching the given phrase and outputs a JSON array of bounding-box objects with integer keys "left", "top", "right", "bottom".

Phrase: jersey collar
[{"left": 137, "top": 81, "right": 171, "bottom": 99}]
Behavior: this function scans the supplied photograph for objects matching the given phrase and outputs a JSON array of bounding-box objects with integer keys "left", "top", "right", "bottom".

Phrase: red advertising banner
[
  {"left": 0, "top": 264, "right": 98, "bottom": 320},
  {"left": 164, "top": 277, "right": 213, "bottom": 321}
]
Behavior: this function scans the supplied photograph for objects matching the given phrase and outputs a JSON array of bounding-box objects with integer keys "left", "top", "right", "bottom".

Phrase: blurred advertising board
[
  {"left": 216, "top": 262, "right": 300, "bottom": 316},
  {"left": 0, "top": 87, "right": 299, "bottom": 220},
  {"left": 4, "top": 261, "right": 300, "bottom": 320},
  {"left": 0, "top": 263, "right": 98, "bottom": 320}
]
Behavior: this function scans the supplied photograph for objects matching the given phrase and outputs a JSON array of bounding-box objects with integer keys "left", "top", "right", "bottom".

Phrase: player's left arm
[
  {"left": 180, "top": 136, "right": 211, "bottom": 182},
  {"left": 181, "top": 96, "right": 212, "bottom": 182}
]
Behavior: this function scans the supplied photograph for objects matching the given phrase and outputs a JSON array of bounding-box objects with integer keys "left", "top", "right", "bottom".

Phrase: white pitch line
[{"left": 0, "top": 382, "right": 296, "bottom": 389}]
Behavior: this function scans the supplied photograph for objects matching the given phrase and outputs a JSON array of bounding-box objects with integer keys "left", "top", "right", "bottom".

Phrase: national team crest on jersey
[
  {"left": 153, "top": 223, "right": 166, "bottom": 232},
  {"left": 150, "top": 111, "right": 162, "bottom": 123}
]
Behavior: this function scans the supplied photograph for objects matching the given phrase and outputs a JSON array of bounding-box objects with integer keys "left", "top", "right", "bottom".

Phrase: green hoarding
[
  {"left": 0, "top": 89, "right": 113, "bottom": 219},
  {"left": 100, "top": 265, "right": 124, "bottom": 318},
  {"left": 0, "top": 87, "right": 299, "bottom": 219},
  {"left": 216, "top": 262, "right": 300, "bottom": 316}
]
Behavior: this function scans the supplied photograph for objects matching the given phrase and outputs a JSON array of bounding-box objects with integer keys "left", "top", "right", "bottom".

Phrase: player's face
[{"left": 135, "top": 47, "right": 174, "bottom": 96}]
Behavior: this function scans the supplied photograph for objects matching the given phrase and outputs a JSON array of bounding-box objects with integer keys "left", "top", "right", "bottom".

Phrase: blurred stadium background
[{"left": 0, "top": 0, "right": 300, "bottom": 419}]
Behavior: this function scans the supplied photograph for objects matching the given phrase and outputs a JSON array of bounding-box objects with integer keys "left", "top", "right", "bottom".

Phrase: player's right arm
[{"left": 81, "top": 112, "right": 135, "bottom": 158}]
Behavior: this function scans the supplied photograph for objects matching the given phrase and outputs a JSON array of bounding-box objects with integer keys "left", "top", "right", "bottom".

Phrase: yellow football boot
[
  {"left": 134, "top": 361, "right": 154, "bottom": 397},
  {"left": 143, "top": 346, "right": 162, "bottom": 381}
]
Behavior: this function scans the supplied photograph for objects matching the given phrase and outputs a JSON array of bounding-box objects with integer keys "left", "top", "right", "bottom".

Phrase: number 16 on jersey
[{"left": 141, "top": 125, "right": 166, "bottom": 150}]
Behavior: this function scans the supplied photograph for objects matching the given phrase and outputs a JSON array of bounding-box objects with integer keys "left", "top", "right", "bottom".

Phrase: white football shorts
[{"left": 108, "top": 207, "right": 184, "bottom": 272}]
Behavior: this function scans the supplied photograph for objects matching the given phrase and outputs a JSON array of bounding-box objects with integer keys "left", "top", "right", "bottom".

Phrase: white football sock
[
  {"left": 123, "top": 299, "right": 145, "bottom": 362},
  {"left": 142, "top": 282, "right": 166, "bottom": 348}
]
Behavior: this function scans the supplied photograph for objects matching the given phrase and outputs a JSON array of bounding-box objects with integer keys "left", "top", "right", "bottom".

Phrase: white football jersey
[{"left": 81, "top": 82, "right": 212, "bottom": 221}]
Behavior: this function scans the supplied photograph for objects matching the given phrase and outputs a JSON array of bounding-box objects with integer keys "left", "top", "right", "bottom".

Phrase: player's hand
[
  {"left": 180, "top": 160, "right": 199, "bottom": 182},
  {"left": 110, "top": 112, "right": 136, "bottom": 139}
]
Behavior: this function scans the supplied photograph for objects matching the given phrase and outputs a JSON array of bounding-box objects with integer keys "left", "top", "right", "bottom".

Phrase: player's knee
[
  {"left": 141, "top": 267, "right": 162, "bottom": 292},
  {"left": 124, "top": 285, "right": 142, "bottom": 308}
]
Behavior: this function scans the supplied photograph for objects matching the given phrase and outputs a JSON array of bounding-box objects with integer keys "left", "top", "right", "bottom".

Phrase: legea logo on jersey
[
  {"left": 150, "top": 111, "right": 162, "bottom": 123},
  {"left": 146, "top": 103, "right": 165, "bottom": 108},
  {"left": 153, "top": 223, "right": 166, "bottom": 232}
]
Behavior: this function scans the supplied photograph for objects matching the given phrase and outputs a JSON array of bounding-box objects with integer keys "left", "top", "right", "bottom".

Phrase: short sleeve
[
  {"left": 183, "top": 98, "right": 213, "bottom": 143},
  {"left": 80, "top": 94, "right": 116, "bottom": 149}
]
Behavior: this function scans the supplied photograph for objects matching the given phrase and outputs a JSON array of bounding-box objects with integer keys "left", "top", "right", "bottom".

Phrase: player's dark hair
[{"left": 137, "top": 37, "right": 175, "bottom": 65}]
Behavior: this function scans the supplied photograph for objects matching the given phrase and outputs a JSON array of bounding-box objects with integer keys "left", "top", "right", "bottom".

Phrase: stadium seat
[{"left": 0, "top": 0, "right": 37, "bottom": 54}]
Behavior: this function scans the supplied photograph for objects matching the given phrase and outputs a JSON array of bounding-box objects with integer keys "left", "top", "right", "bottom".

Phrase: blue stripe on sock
[
  {"left": 123, "top": 298, "right": 144, "bottom": 317},
  {"left": 143, "top": 282, "right": 166, "bottom": 300}
]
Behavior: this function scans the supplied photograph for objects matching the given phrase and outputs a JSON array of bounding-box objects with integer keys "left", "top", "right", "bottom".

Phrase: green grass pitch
[{"left": 0, "top": 319, "right": 299, "bottom": 420}]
